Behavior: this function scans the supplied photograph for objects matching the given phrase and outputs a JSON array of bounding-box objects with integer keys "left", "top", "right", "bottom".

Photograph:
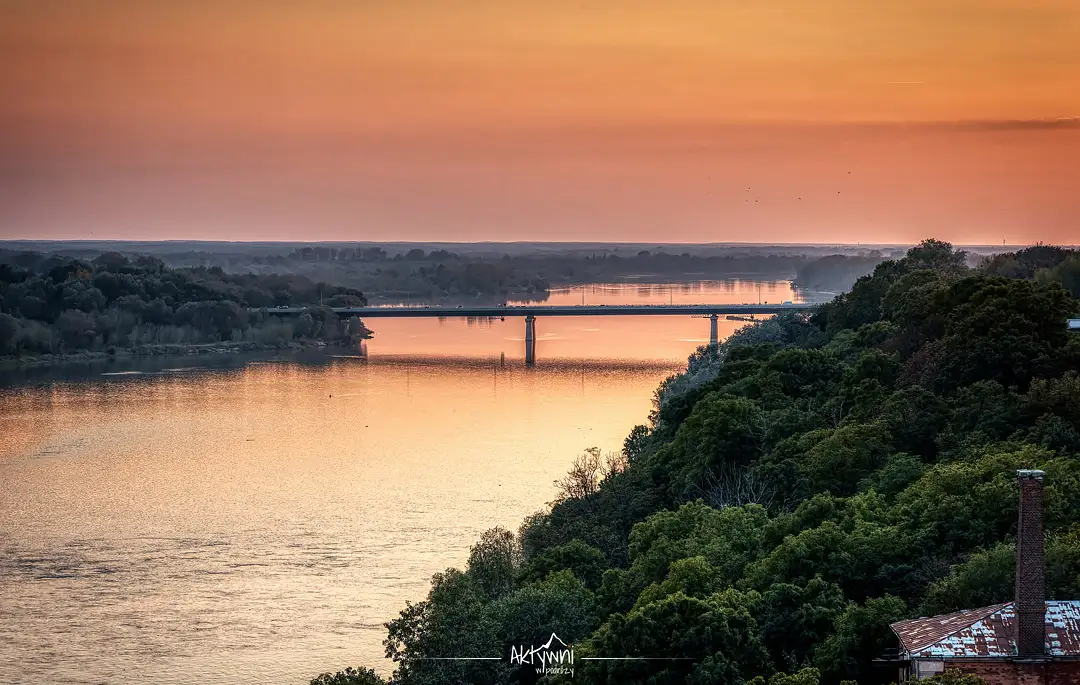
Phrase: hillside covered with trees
[
  {"left": 0, "top": 250, "right": 369, "bottom": 358},
  {"left": 316, "top": 240, "right": 1080, "bottom": 685}
]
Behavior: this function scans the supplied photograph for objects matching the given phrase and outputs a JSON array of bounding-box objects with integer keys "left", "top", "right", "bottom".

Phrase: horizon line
[{"left": 0, "top": 239, "right": 1069, "bottom": 249}]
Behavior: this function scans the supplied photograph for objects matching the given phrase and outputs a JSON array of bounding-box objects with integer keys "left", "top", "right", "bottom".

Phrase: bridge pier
[
  {"left": 525, "top": 315, "right": 537, "bottom": 366},
  {"left": 709, "top": 313, "right": 719, "bottom": 348}
]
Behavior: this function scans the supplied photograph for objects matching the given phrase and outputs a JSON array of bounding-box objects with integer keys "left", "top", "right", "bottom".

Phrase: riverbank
[{"left": 0, "top": 339, "right": 352, "bottom": 369}]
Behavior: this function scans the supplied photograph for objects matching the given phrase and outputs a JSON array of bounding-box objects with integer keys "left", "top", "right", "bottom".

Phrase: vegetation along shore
[
  {"left": 311, "top": 240, "right": 1080, "bottom": 685},
  {"left": 0, "top": 250, "right": 371, "bottom": 364}
]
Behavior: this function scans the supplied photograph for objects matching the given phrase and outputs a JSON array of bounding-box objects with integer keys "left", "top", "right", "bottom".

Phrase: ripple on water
[{"left": 0, "top": 288, "right": 797, "bottom": 684}]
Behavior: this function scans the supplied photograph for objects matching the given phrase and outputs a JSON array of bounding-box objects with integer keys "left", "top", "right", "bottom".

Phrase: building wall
[{"left": 937, "top": 659, "right": 1080, "bottom": 685}]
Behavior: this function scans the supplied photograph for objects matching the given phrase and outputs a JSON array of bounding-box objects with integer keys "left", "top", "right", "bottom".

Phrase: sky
[{"left": 1, "top": 1, "right": 1078, "bottom": 244}]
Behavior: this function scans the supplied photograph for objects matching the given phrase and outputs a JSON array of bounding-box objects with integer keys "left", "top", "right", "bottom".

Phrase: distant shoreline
[{"left": 0, "top": 339, "right": 350, "bottom": 370}]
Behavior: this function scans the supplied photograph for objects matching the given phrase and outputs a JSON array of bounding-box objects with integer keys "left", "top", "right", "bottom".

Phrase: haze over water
[{"left": 0, "top": 280, "right": 800, "bottom": 684}]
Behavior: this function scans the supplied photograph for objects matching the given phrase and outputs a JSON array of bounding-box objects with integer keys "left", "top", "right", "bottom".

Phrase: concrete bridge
[{"left": 255, "top": 302, "right": 815, "bottom": 365}]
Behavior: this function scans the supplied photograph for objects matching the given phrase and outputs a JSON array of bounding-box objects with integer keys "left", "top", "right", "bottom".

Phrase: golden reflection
[{"left": 0, "top": 281, "right": 798, "bottom": 682}]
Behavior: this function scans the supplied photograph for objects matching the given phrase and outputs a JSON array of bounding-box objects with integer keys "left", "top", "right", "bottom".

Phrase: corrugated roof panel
[{"left": 891, "top": 601, "right": 1080, "bottom": 659}]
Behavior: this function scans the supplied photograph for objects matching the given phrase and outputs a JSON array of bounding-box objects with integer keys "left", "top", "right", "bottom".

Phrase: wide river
[{"left": 0, "top": 280, "right": 805, "bottom": 685}]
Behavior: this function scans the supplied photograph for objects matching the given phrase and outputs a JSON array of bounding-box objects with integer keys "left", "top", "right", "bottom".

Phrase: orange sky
[{"left": 1, "top": 1, "right": 1078, "bottom": 244}]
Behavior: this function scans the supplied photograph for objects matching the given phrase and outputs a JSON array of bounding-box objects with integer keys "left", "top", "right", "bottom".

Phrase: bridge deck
[{"left": 254, "top": 303, "right": 815, "bottom": 317}]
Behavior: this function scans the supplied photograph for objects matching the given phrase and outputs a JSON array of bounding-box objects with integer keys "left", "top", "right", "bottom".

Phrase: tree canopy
[{"left": 0, "top": 250, "right": 369, "bottom": 355}]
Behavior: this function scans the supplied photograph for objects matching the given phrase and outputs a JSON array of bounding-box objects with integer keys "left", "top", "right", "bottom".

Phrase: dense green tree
[
  {"left": 492, "top": 571, "right": 599, "bottom": 683},
  {"left": 921, "top": 525, "right": 1080, "bottom": 615},
  {"left": 928, "top": 277, "right": 1075, "bottom": 392},
  {"left": 384, "top": 569, "right": 505, "bottom": 685},
  {"left": 656, "top": 396, "right": 766, "bottom": 496},
  {"left": 796, "top": 423, "right": 895, "bottom": 496},
  {"left": 467, "top": 528, "right": 522, "bottom": 601},
  {"left": 0, "top": 312, "right": 18, "bottom": 354},
  {"left": 757, "top": 578, "right": 847, "bottom": 671},
  {"left": 813, "top": 595, "right": 907, "bottom": 685},
  {"left": 518, "top": 540, "right": 608, "bottom": 590},
  {"left": 0, "top": 250, "right": 369, "bottom": 356},
  {"left": 580, "top": 589, "right": 770, "bottom": 685},
  {"left": 747, "top": 667, "right": 829, "bottom": 685},
  {"left": 626, "top": 502, "right": 770, "bottom": 594},
  {"left": 1035, "top": 253, "right": 1080, "bottom": 298},
  {"left": 880, "top": 387, "right": 949, "bottom": 457},
  {"left": 310, "top": 667, "right": 387, "bottom": 685},
  {"left": 918, "top": 670, "right": 988, "bottom": 685}
]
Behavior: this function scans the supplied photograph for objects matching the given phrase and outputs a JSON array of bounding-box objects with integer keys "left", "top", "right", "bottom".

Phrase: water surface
[{"left": 0, "top": 280, "right": 802, "bottom": 684}]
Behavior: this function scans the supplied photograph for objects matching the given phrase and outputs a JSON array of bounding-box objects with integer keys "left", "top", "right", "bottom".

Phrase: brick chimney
[{"left": 1015, "top": 469, "right": 1046, "bottom": 658}]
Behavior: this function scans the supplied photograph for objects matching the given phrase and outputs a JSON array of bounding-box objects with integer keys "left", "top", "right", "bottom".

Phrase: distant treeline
[
  {"left": 791, "top": 246, "right": 1080, "bottom": 296},
  {"left": 149, "top": 247, "right": 825, "bottom": 302},
  {"left": 793, "top": 254, "right": 888, "bottom": 293},
  {"left": 0, "top": 250, "right": 369, "bottom": 357}
]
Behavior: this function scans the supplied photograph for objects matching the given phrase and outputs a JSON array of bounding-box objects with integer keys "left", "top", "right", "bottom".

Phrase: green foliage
[
  {"left": 580, "top": 589, "right": 770, "bottom": 685},
  {"left": 384, "top": 569, "right": 506, "bottom": 685},
  {"left": 491, "top": 570, "right": 600, "bottom": 661},
  {"left": 919, "top": 669, "right": 988, "bottom": 685},
  {"left": 0, "top": 250, "right": 368, "bottom": 356},
  {"left": 1035, "top": 253, "right": 1080, "bottom": 298},
  {"left": 921, "top": 525, "right": 1080, "bottom": 615},
  {"left": 309, "top": 667, "right": 387, "bottom": 685},
  {"left": 795, "top": 423, "right": 894, "bottom": 496},
  {"left": 634, "top": 556, "right": 723, "bottom": 606},
  {"left": 627, "top": 502, "right": 770, "bottom": 593},
  {"left": 813, "top": 596, "right": 907, "bottom": 684},
  {"left": 748, "top": 667, "right": 824, "bottom": 685},
  {"left": 467, "top": 528, "right": 521, "bottom": 601},
  {"left": 757, "top": 579, "right": 846, "bottom": 671},
  {"left": 927, "top": 277, "right": 1075, "bottom": 392},
  {"left": 982, "top": 244, "right": 1078, "bottom": 280},
  {"left": 658, "top": 396, "right": 765, "bottom": 495},
  {"left": 518, "top": 540, "right": 608, "bottom": 590}
]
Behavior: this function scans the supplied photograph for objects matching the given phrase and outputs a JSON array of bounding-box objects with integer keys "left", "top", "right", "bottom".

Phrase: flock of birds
[{"left": 706, "top": 171, "right": 854, "bottom": 204}]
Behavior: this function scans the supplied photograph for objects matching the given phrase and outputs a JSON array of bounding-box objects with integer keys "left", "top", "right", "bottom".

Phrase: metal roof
[{"left": 891, "top": 601, "right": 1080, "bottom": 659}]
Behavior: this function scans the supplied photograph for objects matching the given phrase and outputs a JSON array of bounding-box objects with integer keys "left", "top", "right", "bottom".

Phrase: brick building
[{"left": 890, "top": 470, "right": 1080, "bottom": 685}]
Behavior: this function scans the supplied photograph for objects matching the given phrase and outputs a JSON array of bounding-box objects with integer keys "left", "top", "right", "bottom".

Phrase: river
[{"left": 0, "top": 280, "right": 805, "bottom": 685}]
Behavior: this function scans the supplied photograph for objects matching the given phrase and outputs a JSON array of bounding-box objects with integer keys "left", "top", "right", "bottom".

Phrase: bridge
[{"left": 255, "top": 302, "right": 816, "bottom": 365}]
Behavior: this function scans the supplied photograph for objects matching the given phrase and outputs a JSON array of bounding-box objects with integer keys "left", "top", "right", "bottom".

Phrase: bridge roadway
[
  {"left": 255, "top": 303, "right": 814, "bottom": 318},
  {"left": 255, "top": 302, "right": 816, "bottom": 365}
]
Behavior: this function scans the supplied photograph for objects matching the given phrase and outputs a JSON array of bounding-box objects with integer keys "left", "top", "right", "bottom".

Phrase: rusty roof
[{"left": 891, "top": 601, "right": 1080, "bottom": 659}]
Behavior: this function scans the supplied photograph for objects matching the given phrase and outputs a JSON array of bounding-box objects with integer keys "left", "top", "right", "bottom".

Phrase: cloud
[{"left": 928, "top": 117, "right": 1080, "bottom": 132}]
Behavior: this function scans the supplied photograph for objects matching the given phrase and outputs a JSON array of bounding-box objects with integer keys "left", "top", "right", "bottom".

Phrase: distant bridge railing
[
  {"left": 251, "top": 302, "right": 817, "bottom": 366},
  {"left": 250, "top": 303, "right": 816, "bottom": 318}
]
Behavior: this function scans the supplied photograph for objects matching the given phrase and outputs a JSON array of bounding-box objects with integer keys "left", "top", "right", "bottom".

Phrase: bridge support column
[
  {"left": 525, "top": 315, "right": 537, "bottom": 366},
  {"left": 709, "top": 314, "right": 719, "bottom": 349}
]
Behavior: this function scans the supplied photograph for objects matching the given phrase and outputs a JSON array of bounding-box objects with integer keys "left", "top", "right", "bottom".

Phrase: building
[{"left": 890, "top": 470, "right": 1080, "bottom": 685}]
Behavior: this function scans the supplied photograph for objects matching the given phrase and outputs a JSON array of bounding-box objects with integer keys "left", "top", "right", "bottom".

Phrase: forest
[
  {"left": 0, "top": 250, "right": 369, "bottom": 357},
  {"left": 138, "top": 247, "right": 823, "bottom": 302},
  {"left": 313, "top": 241, "right": 1080, "bottom": 685}
]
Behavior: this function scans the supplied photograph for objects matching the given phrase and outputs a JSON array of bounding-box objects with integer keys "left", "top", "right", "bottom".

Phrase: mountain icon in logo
[{"left": 539, "top": 633, "right": 569, "bottom": 650}]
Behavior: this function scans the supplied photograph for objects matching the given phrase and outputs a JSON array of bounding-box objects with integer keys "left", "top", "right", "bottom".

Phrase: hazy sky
[{"left": 2, "top": 1, "right": 1078, "bottom": 244}]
